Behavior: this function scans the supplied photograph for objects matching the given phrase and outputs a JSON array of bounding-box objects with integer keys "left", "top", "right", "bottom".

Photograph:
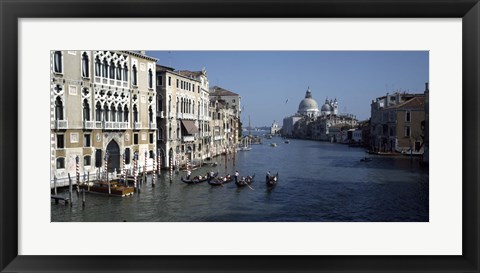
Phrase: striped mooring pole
[
  {"left": 122, "top": 152, "right": 127, "bottom": 185},
  {"left": 157, "top": 149, "right": 161, "bottom": 175},
  {"left": 169, "top": 155, "right": 173, "bottom": 182},
  {"left": 75, "top": 155, "right": 80, "bottom": 193},
  {"left": 104, "top": 151, "right": 109, "bottom": 182},
  {"left": 144, "top": 151, "right": 148, "bottom": 185},
  {"left": 133, "top": 152, "right": 138, "bottom": 190},
  {"left": 152, "top": 151, "right": 156, "bottom": 186}
]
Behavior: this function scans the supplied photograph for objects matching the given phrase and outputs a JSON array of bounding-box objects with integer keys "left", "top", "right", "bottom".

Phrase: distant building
[
  {"left": 271, "top": 122, "right": 281, "bottom": 135},
  {"left": 370, "top": 88, "right": 426, "bottom": 153},
  {"left": 283, "top": 87, "right": 357, "bottom": 141}
]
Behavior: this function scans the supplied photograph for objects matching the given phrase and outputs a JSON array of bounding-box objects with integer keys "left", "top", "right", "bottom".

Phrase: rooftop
[{"left": 210, "top": 86, "right": 239, "bottom": 97}]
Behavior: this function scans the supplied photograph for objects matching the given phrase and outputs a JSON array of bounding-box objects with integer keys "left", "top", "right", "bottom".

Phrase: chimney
[{"left": 425, "top": 82, "right": 429, "bottom": 92}]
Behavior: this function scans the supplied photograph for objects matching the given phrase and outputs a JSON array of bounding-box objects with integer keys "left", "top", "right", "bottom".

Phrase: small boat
[
  {"left": 79, "top": 181, "right": 134, "bottom": 197},
  {"left": 284, "top": 140, "right": 290, "bottom": 144},
  {"left": 360, "top": 157, "right": 372, "bottom": 162},
  {"left": 208, "top": 174, "right": 233, "bottom": 186},
  {"left": 235, "top": 174, "right": 255, "bottom": 187},
  {"left": 270, "top": 143, "right": 277, "bottom": 147},
  {"left": 266, "top": 172, "right": 279, "bottom": 186},
  {"left": 181, "top": 175, "right": 210, "bottom": 184}
]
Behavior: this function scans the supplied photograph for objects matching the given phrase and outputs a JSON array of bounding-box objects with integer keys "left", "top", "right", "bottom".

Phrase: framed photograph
[{"left": 1, "top": 0, "right": 479, "bottom": 272}]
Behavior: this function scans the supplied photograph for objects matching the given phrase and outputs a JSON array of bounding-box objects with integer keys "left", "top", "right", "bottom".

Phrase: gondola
[
  {"left": 235, "top": 174, "right": 255, "bottom": 187},
  {"left": 181, "top": 172, "right": 218, "bottom": 184},
  {"left": 208, "top": 174, "right": 233, "bottom": 186},
  {"left": 360, "top": 157, "right": 372, "bottom": 162},
  {"left": 266, "top": 172, "right": 279, "bottom": 186}
]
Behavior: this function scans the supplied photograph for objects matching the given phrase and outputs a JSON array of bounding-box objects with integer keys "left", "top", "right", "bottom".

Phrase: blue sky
[{"left": 147, "top": 51, "right": 429, "bottom": 127}]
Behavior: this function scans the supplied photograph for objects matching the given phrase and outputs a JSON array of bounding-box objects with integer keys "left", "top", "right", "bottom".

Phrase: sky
[{"left": 146, "top": 51, "right": 429, "bottom": 127}]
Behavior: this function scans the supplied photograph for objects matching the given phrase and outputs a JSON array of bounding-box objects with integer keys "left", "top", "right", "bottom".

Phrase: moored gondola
[
  {"left": 181, "top": 172, "right": 218, "bottom": 184},
  {"left": 235, "top": 174, "right": 255, "bottom": 187},
  {"left": 208, "top": 174, "right": 233, "bottom": 186},
  {"left": 266, "top": 172, "right": 279, "bottom": 186}
]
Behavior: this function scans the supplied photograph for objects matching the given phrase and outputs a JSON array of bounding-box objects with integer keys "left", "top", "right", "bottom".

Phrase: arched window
[
  {"left": 56, "top": 157, "right": 65, "bottom": 169},
  {"left": 123, "top": 64, "right": 128, "bottom": 82},
  {"left": 83, "top": 99, "right": 90, "bottom": 121},
  {"left": 95, "top": 56, "right": 101, "bottom": 77},
  {"left": 169, "top": 126, "right": 172, "bottom": 139},
  {"left": 116, "top": 62, "right": 122, "bottom": 80},
  {"left": 180, "top": 98, "right": 184, "bottom": 113},
  {"left": 54, "top": 51, "right": 62, "bottom": 73},
  {"left": 109, "top": 60, "right": 115, "bottom": 79},
  {"left": 158, "top": 128, "right": 163, "bottom": 140},
  {"left": 133, "top": 105, "right": 138, "bottom": 123},
  {"left": 82, "top": 52, "right": 89, "bottom": 78},
  {"left": 95, "top": 102, "right": 102, "bottom": 121},
  {"left": 168, "top": 96, "right": 171, "bottom": 113},
  {"left": 111, "top": 105, "right": 116, "bottom": 122},
  {"left": 123, "top": 105, "right": 129, "bottom": 122},
  {"left": 132, "top": 64, "right": 138, "bottom": 86},
  {"left": 102, "top": 59, "right": 108, "bottom": 78},
  {"left": 104, "top": 104, "right": 109, "bottom": 121},
  {"left": 149, "top": 106, "right": 153, "bottom": 124},
  {"left": 55, "top": 97, "right": 63, "bottom": 120},
  {"left": 148, "top": 68, "right": 153, "bottom": 88},
  {"left": 117, "top": 105, "right": 123, "bottom": 122},
  {"left": 149, "top": 150, "right": 154, "bottom": 158}
]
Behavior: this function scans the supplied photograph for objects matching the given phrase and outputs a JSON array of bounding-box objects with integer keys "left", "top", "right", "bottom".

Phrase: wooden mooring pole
[
  {"left": 82, "top": 189, "right": 85, "bottom": 208},
  {"left": 68, "top": 173, "right": 73, "bottom": 207},
  {"left": 53, "top": 175, "right": 57, "bottom": 196}
]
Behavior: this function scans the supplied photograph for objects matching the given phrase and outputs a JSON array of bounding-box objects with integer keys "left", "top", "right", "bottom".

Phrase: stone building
[
  {"left": 155, "top": 65, "right": 210, "bottom": 169},
  {"left": 283, "top": 87, "right": 357, "bottom": 141},
  {"left": 50, "top": 50, "right": 157, "bottom": 186},
  {"left": 209, "top": 86, "right": 241, "bottom": 157},
  {"left": 370, "top": 88, "right": 426, "bottom": 153}
]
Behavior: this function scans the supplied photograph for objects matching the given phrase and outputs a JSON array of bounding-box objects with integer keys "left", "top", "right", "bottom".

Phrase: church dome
[
  {"left": 321, "top": 103, "right": 333, "bottom": 112},
  {"left": 298, "top": 87, "right": 319, "bottom": 114}
]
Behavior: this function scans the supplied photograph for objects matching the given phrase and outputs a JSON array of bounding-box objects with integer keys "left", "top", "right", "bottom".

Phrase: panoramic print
[{"left": 50, "top": 50, "right": 429, "bottom": 222}]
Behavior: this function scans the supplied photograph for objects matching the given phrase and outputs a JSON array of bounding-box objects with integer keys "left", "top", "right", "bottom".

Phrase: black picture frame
[{"left": 1, "top": 0, "right": 479, "bottom": 272}]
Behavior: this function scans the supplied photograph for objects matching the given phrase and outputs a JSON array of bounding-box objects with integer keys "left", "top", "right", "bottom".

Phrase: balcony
[
  {"left": 156, "top": 111, "right": 165, "bottom": 118},
  {"left": 95, "top": 121, "right": 103, "bottom": 129},
  {"left": 203, "top": 132, "right": 209, "bottom": 137},
  {"left": 51, "top": 120, "right": 68, "bottom": 130},
  {"left": 104, "top": 121, "right": 128, "bottom": 130},
  {"left": 183, "top": 136, "right": 195, "bottom": 142},
  {"left": 149, "top": 122, "right": 157, "bottom": 130},
  {"left": 214, "top": 135, "right": 224, "bottom": 141},
  {"left": 134, "top": 122, "right": 142, "bottom": 130},
  {"left": 177, "top": 113, "right": 196, "bottom": 120},
  {"left": 83, "top": 121, "right": 94, "bottom": 129}
]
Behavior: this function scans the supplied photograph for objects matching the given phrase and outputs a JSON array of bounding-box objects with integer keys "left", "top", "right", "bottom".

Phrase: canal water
[{"left": 51, "top": 136, "right": 429, "bottom": 222}]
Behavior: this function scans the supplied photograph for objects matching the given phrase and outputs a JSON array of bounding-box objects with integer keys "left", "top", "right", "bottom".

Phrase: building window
[
  {"left": 116, "top": 62, "right": 122, "bottom": 80},
  {"left": 104, "top": 104, "right": 109, "bottom": 121},
  {"left": 83, "top": 99, "right": 90, "bottom": 121},
  {"left": 110, "top": 105, "right": 116, "bottom": 122},
  {"left": 405, "top": 111, "right": 411, "bottom": 122},
  {"left": 123, "top": 105, "right": 129, "bottom": 122},
  {"left": 117, "top": 105, "right": 123, "bottom": 122},
  {"left": 95, "top": 102, "right": 102, "bottom": 121},
  {"left": 176, "top": 79, "right": 179, "bottom": 88},
  {"left": 56, "top": 158, "right": 65, "bottom": 169},
  {"left": 81, "top": 52, "right": 89, "bottom": 78},
  {"left": 405, "top": 126, "right": 411, "bottom": 137},
  {"left": 95, "top": 149, "right": 102, "bottom": 167},
  {"left": 53, "top": 51, "right": 63, "bottom": 73},
  {"left": 132, "top": 64, "right": 138, "bottom": 86},
  {"left": 109, "top": 60, "right": 115, "bottom": 79},
  {"left": 55, "top": 97, "right": 64, "bottom": 120},
  {"left": 125, "top": 148, "right": 131, "bottom": 164},
  {"left": 157, "top": 75, "right": 163, "bottom": 86},
  {"left": 95, "top": 56, "right": 101, "bottom": 77},
  {"left": 84, "top": 155, "right": 91, "bottom": 166},
  {"left": 148, "top": 68, "right": 153, "bottom": 89},
  {"left": 56, "top": 134, "right": 64, "bottom": 149},
  {"left": 134, "top": 133, "right": 139, "bottom": 144},
  {"left": 123, "top": 64, "right": 128, "bottom": 82},
  {"left": 133, "top": 105, "right": 138, "bottom": 123},
  {"left": 168, "top": 76, "right": 171, "bottom": 86},
  {"left": 149, "top": 150, "right": 154, "bottom": 158},
  {"left": 150, "top": 133, "right": 154, "bottom": 144},
  {"left": 169, "top": 126, "right": 172, "bottom": 139},
  {"left": 102, "top": 59, "right": 108, "bottom": 78},
  {"left": 84, "top": 134, "right": 91, "bottom": 147}
]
